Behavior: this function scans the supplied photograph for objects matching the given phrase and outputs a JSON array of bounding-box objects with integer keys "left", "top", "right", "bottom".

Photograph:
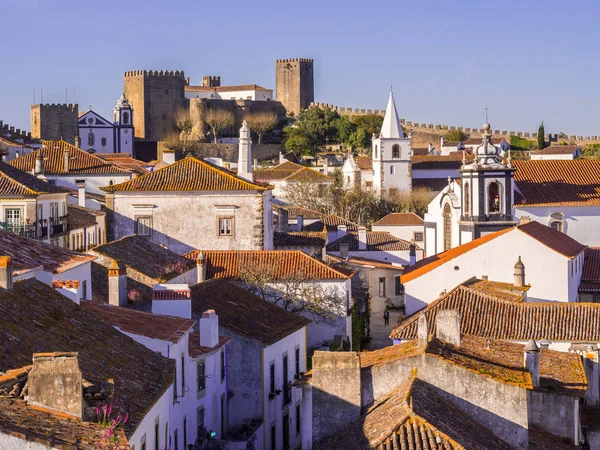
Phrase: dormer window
[
  {"left": 392, "top": 144, "right": 400, "bottom": 158},
  {"left": 549, "top": 212, "right": 564, "bottom": 232}
]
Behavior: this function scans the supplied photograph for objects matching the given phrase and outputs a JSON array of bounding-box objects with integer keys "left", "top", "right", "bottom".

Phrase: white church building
[{"left": 77, "top": 94, "right": 134, "bottom": 154}]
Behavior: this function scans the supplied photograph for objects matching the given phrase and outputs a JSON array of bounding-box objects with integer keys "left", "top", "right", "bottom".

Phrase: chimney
[
  {"left": 278, "top": 208, "right": 289, "bottom": 232},
  {"left": 435, "top": 309, "right": 461, "bottom": 347},
  {"left": 296, "top": 215, "right": 304, "bottom": 232},
  {"left": 34, "top": 153, "right": 44, "bottom": 175},
  {"left": 200, "top": 309, "right": 219, "bottom": 348},
  {"left": 74, "top": 135, "right": 81, "bottom": 149},
  {"left": 151, "top": 284, "right": 191, "bottom": 319},
  {"left": 519, "top": 216, "right": 531, "bottom": 225},
  {"left": 63, "top": 148, "right": 70, "bottom": 172},
  {"left": 253, "top": 158, "right": 258, "bottom": 170},
  {"left": 237, "top": 120, "right": 253, "bottom": 182},
  {"left": 279, "top": 152, "right": 285, "bottom": 164},
  {"left": 77, "top": 182, "right": 86, "bottom": 208},
  {"left": 163, "top": 149, "right": 176, "bottom": 165},
  {"left": 524, "top": 340, "right": 540, "bottom": 388},
  {"left": 337, "top": 224, "right": 347, "bottom": 240},
  {"left": 196, "top": 252, "right": 206, "bottom": 283},
  {"left": 417, "top": 313, "right": 428, "bottom": 346},
  {"left": 108, "top": 259, "right": 127, "bottom": 307},
  {"left": 28, "top": 352, "right": 83, "bottom": 419},
  {"left": 409, "top": 239, "right": 416, "bottom": 266},
  {"left": 482, "top": 275, "right": 489, "bottom": 281},
  {"left": 340, "top": 242, "right": 350, "bottom": 259},
  {"left": 323, "top": 159, "right": 328, "bottom": 174},
  {"left": 358, "top": 226, "right": 367, "bottom": 251},
  {"left": 514, "top": 256, "right": 525, "bottom": 287},
  {"left": 0, "top": 256, "right": 13, "bottom": 290},
  {"left": 428, "top": 143, "right": 433, "bottom": 153}
]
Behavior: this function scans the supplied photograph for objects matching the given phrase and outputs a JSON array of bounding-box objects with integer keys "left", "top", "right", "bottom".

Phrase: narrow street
[{"left": 368, "top": 310, "right": 404, "bottom": 350}]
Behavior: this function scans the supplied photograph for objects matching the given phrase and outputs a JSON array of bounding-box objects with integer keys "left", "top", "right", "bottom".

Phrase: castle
[{"left": 30, "top": 103, "right": 79, "bottom": 144}]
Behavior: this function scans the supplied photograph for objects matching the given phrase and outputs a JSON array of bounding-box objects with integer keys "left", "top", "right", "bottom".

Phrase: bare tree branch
[
  {"left": 244, "top": 111, "right": 279, "bottom": 144},
  {"left": 204, "top": 109, "right": 235, "bottom": 143}
]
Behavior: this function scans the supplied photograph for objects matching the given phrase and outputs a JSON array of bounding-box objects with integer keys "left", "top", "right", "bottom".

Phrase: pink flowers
[
  {"left": 155, "top": 261, "right": 189, "bottom": 281},
  {"left": 127, "top": 288, "right": 142, "bottom": 303},
  {"left": 94, "top": 400, "right": 129, "bottom": 449}
]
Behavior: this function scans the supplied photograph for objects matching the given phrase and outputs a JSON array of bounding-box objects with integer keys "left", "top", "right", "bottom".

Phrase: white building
[
  {"left": 253, "top": 160, "right": 333, "bottom": 200},
  {"left": 530, "top": 145, "right": 580, "bottom": 160},
  {"left": 185, "top": 83, "right": 273, "bottom": 101},
  {"left": 371, "top": 212, "right": 425, "bottom": 244},
  {"left": 0, "top": 136, "right": 36, "bottom": 162},
  {"left": 342, "top": 154, "right": 374, "bottom": 190},
  {"left": 77, "top": 94, "right": 134, "bottom": 154},
  {"left": 401, "top": 221, "right": 586, "bottom": 315}
]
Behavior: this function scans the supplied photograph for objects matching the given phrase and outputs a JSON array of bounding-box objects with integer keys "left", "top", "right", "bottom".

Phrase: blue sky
[{"left": 2, "top": 0, "right": 600, "bottom": 135}]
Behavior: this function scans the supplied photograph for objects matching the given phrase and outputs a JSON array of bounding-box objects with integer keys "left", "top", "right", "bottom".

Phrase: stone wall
[
  {"left": 0, "top": 120, "right": 31, "bottom": 140},
  {"left": 176, "top": 142, "right": 283, "bottom": 163},
  {"left": 276, "top": 58, "right": 314, "bottom": 116},
  {"left": 30, "top": 104, "right": 79, "bottom": 144}
]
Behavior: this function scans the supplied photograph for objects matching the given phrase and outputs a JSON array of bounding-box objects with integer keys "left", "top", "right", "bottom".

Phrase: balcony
[
  {"left": 0, "top": 216, "right": 68, "bottom": 241},
  {"left": 0, "top": 222, "right": 38, "bottom": 239}
]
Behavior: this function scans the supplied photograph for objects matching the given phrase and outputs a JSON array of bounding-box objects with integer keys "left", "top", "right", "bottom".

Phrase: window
[
  {"left": 164, "top": 423, "right": 168, "bottom": 450},
  {"left": 488, "top": 182, "right": 501, "bottom": 214},
  {"left": 392, "top": 144, "right": 400, "bottom": 158},
  {"left": 549, "top": 212, "right": 564, "bottom": 233},
  {"left": 464, "top": 182, "right": 470, "bottom": 215},
  {"left": 374, "top": 145, "right": 378, "bottom": 159},
  {"left": 271, "top": 423, "right": 276, "bottom": 450},
  {"left": 181, "top": 355, "right": 185, "bottom": 396},
  {"left": 5, "top": 208, "right": 21, "bottom": 226},
  {"left": 269, "top": 362, "right": 275, "bottom": 394},
  {"left": 50, "top": 202, "right": 59, "bottom": 223},
  {"left": 101, "top": 137, "right": 107, "bottom": 147},
  {"left": 395, "top": 276, "right": 403, "bottom": 296},
  {"left": 141, "top": 434, "right": 146, "bottom": 450},
  {"left": 197, "top": 361, "right": 206, "bottom": 391},
  {"left": 183, "top": 417, "right": 187, "bottom": 449},
  {"left": 88, "top": 132, "right": 95, "bottom": 147},
  {"left": 218, "top": 217, "right": 233, "bottom": 236},
  {"left": 221, "top": 394, "right": 226, "bottom": 437},
  {"left": 48, "top": 179, "right": 56, "bottom": 185},
  {"left": 136, "top": 216, "right": 152, "bottom": 236},
  {"left": 197, "top": 408, "right": 205, "bottom": 436},
  {"left": 443, "top": 203, "right": 452, "bottom": 251},
  {"left": 413, "top": 232, "right": 423, "bottom": 242},
  {"left": 295, "top": 347, "right": 300, "bottom": 378},
  {"left": 365, "top": 181, "right": 373, "bottom": 188},
  {"left": 173, "top": 366, "right": 177, "bottom": 401},
  {"left": 154, "top": 419, "right": 159, "bottom": 450},
  {"left": 174, "top": 430, "right": 178, "bottom": 450},
  {"left": 283, "top": 354, "right": 291, "bottom": 406},
  {"left": 379, "top": 277, "right": 386, "bottom": 297},
  {"left": 82, "top": 280, "right": 87, "bottom": 300},
  {"left": 296, "top": 404, "right": 301, "bottom": 435},
  {"left": 123, "top": 111, "right": 130, "bottom": 125},
  {"left": 283, "top": 412, "right": 290, "bottom": 449},
  {"left": 221, "top": 351, "right": 226, "bottom": 382},
  {"left": 390, "top": 165, "right": 395, "bottom": 175}
]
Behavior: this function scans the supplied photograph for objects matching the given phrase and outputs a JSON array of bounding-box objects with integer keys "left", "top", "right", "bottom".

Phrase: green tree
[
  {"left": 347, "top": 128, "right": 368, "bottom": 150},
  {"left": 332, "top": 117, "right": 355, "bottom": 143},
  {"left": 537, "top": 121, "right": 545, "bottom": 150},
  {"left": 351, "top": 114, "right": 384, "bottom": 137},
  {"left": 445, "top": 129, "right": 467, "bottom": 142}
]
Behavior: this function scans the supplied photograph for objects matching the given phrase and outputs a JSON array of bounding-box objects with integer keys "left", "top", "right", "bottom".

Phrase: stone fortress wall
[
  {"left": 30, "top": 103, "right": 78, "bottom": 144},
  {"left": 0, "top": 120, "right": 32, "bottom": 140},
  {"left": 276, "top": 58, "right": 314, "bottom": 116}
]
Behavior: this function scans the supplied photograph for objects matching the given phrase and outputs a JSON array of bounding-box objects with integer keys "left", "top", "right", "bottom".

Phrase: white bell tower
[{"left": 113, "top": 93, "right": 134, "bottom": 154}]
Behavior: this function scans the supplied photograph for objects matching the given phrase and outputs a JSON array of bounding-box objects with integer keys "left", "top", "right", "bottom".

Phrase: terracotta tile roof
[
  {"left": 0, "top": 278, "right": 175, "bottom": 439},
  {"left": 0, "top": 229, "right": 95, "bottom": 275},
  {"left": 391, "top": 284, "right": 600, "bottom": 344},
  {"left": 276, "top": 205, "right": 324, "bottom": 220},
  {"left": 327, "top": 231, "right": 415, "bottom": 252},
  {"left": 285, "top": 166, "right": 332, "bottom": 182},
  {"left": 67, "top": 204, "right": 104, "bottom": 230},
  {"left": 411, "top": 178, "right": 449, "bottom": 193},
  {"left": 315, "top": 376, "right": 513, "bottom": 450},
  {"left": 91, "top": 262, "right": 152, "bottom": 306},
  {"left": 303, "top": 214, "right": 360, "bottom": 232},
  {"left": 81, "top": 301, "right": 196, "bottom": 343},
  {"left": 411, "top": 147, "right": 431, "bottom": 156},
  {"left": 326, "top": 254, "right": 404, "bottom": 270},
  {"left": 529, "top": 427, "right": 578, "bottom": 449},
  {"left": 9, "top": 140, "right": 131, "bottom": 174},
  {"left": 462, "top": 278, "right": 528, "bottom": 302},
  {"left": 372, "top": 212, "right": 424, "bottom": 226},
  {"left": 52, "top": 280, "right": 80, "bottom": 289},
  {"left": 534, "top": 145, "right": 578, "bottom": 155},
  {"left": 101, "top": 156, "right": 268, "bottom": 192},
  {"left": 90, "top": 235, "right": 194, "bottom": 281},
  {"left": 274, "top": 231, "right": 326, "bottom": 248},
  {"left": 184, "top": 250, "right": 350, "bottom": 280},
  {"left": 513, "top": 159, "right": 600, "bottom": 206},
  {"left": 188, "top": 332, "right": 231, "bottom": 358},
  {"left": 190, "top": 279, "right": 311, "bottom": 346},
  {"left": 580, "top": 247, "right": 600, "bottom": 293},
  {"left": 517, "top": 221, "right": 586, "bottom": 258},
  {"left": 441, "top": 141, "right": 459, "bottom": 147},
  {"left": 0, "top": 160, "right": 69, "bottom": 196},
  {"left": 355, "top": 155, "right": 373, "bottom": 170},
  {"left": 185, "top": 84, "right": 271, "bottom": 92},
  {"left": 253, "top": 161, "right": 331, "bottom": 183},
  {"left": 359, "top": 340, "right": 424, "bottom": 368},
  {"left": 97, "top": 153, "right": 153, "bottom": 174},
  {"left": 411, "top": 153, "right": 474, "bottom": 169}
]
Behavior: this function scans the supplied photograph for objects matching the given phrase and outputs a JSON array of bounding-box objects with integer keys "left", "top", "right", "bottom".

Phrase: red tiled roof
[
  {"left": 9, "top": 140, "right": 131, "bottom": 174},
  {"left": 274, "top": 231, "right": 326, "bottom": 248},
  {"left": 372, "top": 212, "right": 424, "bottom": 226},
  {"left": 0, "top": 160, "right": 70, "bottom": 196},
  {"left": 253, "top": 161, "right": 331, "bottom": 183},
  {"left": 303, "top": 214, "right": 360, "bottom": 232},
  {"left": 82, "top": 302, "right": 196, "bottom": 343},
  {"left": 101, "top": 156, "right": 268, "bottom": 192},
  {"left": 355, "top": 156, "right": 373, "bottom": 170},
  {"left": 185, "top": 84, "right": 271, "bottom": 93},
  {"left": 188, "top": 332, "right": 231, "bottom": 358},
  {"left": 580, "top": 247, "right": 600, "bottom": 293},
  {"left": 277, "top": 205, "right": 324, "bottom": 220},
  {"left": 283, "top": 166, "right": 332, "bottom": 182},
  {"left": 534, "top": 145, "right": 578, "bottom": 155},
  {"left": 67, "top": 204, "right": 104, "bottom": 230},
  {"left": 326, "top": 254, "right": 404, "bottom": 271},
  {"left": 411, "top": 153, "right": 474, "bottom": 169},
  {"left": 184, "top": 250, "right": 350, "bottom": 280},
  {"left": 98, "top": 153, "right": 153, "bottom": 174},
  {"left": 327, "top": 231, "right": 415, "bottom": 252},
  {"left": 513, "top": 160, "right": 600, "bottom": 206},
  {"left": 517, "top": 221, "right": 585, "bottom": 258}
]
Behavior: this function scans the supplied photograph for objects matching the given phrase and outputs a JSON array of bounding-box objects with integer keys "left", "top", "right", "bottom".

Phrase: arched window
[
  {"left": 549, "top": 212, "right": 564, "bottom": 232},
  {"left": 346, "top": 176, "right": 351, "bottom": 184},
  {"left": 443, "top": 203, "right": 452, "bottom": 251},
  {"left": 464, "top": 182, "right": 470, "bottom": 215},
  {"left": 88, "top": 132, "right": 95, "bottom": 147},
  {"left": 488, "top": 182, "right": 501, "bottom": 214},
  {"left": 101, "top": 137, "right": 107, "bottom": 147},
  {"left": 392, "top": 144, "right": 400, "bottom": 158},
  {"left": 123, "top": 112, "right": 130, "bottom": 125}
]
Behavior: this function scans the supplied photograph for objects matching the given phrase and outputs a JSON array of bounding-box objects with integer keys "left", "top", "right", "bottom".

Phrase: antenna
[
  {"left": 65, "top": 88, "right": 68, "bottom": 103},
  {"left": 485, "top": 105, "right": 488, "bottom": 123},
  {"left": 73, "top": 86, "right": 76, "bottom": 104},
  {"left": 33, "top": 87, "right": 35, "bottom": 104},
  {"left": 41, "top": 86, "right": 43, "bottom": 103}
]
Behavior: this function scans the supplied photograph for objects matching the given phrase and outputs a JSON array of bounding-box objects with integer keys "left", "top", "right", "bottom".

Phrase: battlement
[
  {"left": 202, "top": 75, "right": 221, "bottom": 87},
  {"left": 31, "top": 103, "right": 78, "bottom": 111},
  {"left": 124, "top": 70, "right": 186, "bottom": 78},
  {"left": 0, "top": 120, "right": 32, "bottom": 139},
  {"left": 276, "top": 58, "right": 313, "bottom": 64},
  {"left": 309, "top": 102, "right": 384, "bottom": 116}
]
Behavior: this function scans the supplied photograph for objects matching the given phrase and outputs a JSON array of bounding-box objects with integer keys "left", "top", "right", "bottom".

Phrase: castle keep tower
[
  {"left": 123, "top": 70, "right": 186, "bottom": 141},
  {"left": 30, "top": 104, "right": 79, "bottom": 144},
  {"left": 276, "top": 58, "right": 314, "bottom": 116}
]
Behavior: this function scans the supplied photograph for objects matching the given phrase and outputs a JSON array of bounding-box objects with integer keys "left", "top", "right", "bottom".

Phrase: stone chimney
[
  {"left": 237, "top": 120, "right": 253, "bottom": 182},
  {"left": 196, "top": 252, "right": 206, "bottom": 283},
  {"left": 279, "top": 152, "right": 285, "bottom": 164},
  {"left": 151, "top": 284, "right": 191, "bottom": 319},
  {"left": 200, "top": 309, "right": 219, "bottom": 348},
  {"left": 358, "top": 227, "right": 367, "bottom": 251},
  {"left": 0, "top": 256, "right": 12, "bottom": 290},
  {"left": 296, "top": 215, "right": 304, "bottom": 232},
  {"left": 523, "top": 340, "right": 540, "bottom": 388},
  {"left": 63, "top": 148, "right": 70, "bottom": 172},
  {"left": 582, "top": 346, "right": 600, "bottom": 405},
  {"left": 74, "top": 135, "right": 81, "bottom": 149},
  {"left": 108, "top": 259, "right": 127, "bottom": 307},
  {"left": 417, "top": 313, "right": 428, "bottom": 346},
  {"left": 409, "top": 239, "right": 416, "bottom": 266},
  {"left": 163, "top": 149, "right": 176, "bottom": 165},
  {"left": 77, "top": 182, "right": 86, "bottom": 208},
  {"left": 340, "top": 243, "right": 350, "bottom": 259},
  {"left": 519, "top": 216, "right": 531, "bottom": 225},
  {"left": 312, "top": 352, "right": 361, "bottom": 443},
  {"left": 435, "top": 309, "right": 461, "bottom": 347},
  {"left": 28, "top": 352, "right": 83, "bottom": 419},
  {"left": 278, "top": 208, "right": 289, "bottom": 233},
  {"left": 514, "top": 256, "right": 525, "bottom": 287},
  {"left": 34, "top": 153, "right": 44, "bottom": 175}
]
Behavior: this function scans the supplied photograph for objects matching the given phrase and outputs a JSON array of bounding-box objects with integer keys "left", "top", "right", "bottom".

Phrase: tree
[
  {"left": 538, "top": 121, "right": 545, "bottom": 150},
  {"left": 162, "top": 108, "right": 200, "bottom": 156},
  {"left": 350, "top": 114, "right": 384, "bottom": 148},
  {"left": 204, "top": 108, "right": 235, "bottom": 143},
  {"left": 244, "top": 111, "right": 279, "bottom": 144},
  {"left": 347, "top": 128, "right": 368, "bottom": 150},
  {"left": 331, "top": 117, "right": 355, "bottom": 143},
  {"left": 445, "top": 129, "right": 467, "bottom": 142}
]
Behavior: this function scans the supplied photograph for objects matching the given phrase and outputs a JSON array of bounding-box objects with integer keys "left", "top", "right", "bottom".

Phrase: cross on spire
[{"left": 485, "top": 105, "right": 488, "bottom": 123}]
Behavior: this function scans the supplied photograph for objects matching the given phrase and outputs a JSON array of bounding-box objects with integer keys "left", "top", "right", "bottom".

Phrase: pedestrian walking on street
[{"left": 383, "top": 310, "right": 390, "bottom": 326}]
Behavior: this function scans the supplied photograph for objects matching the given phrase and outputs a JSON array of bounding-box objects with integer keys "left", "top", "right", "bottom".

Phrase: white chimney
[
  {"left": 108, "top": 259, "right": 127, "bottom": 307},
  {"left": 279, "top": 152, "right": 285, "bottom": 164},
  {"left": 358, "top": 227, "right": 367, "bottom": 251},
  {"left": 77, "top": 182, "right": 86, "bottom": 208},
  {"left": 297, "top": 215, "right": 304, "bottom": 232},
  {"left": 409, "top": 239, "right": 416, "bottom": 266},
  {"left": 514, "top": 256, "right": 525, "bottom": 287},
  {"left": 237, "top": 120, "right": 253, "bottom": 182},
  {"left": 524, "top": 340, "right": 540, "bottom": 388},
  {"left": 435, "top": 309, "right": 461, "bottom": 347},
  {"left": 417, "top": 313, "right": 428, "bottom": 346},
  {"left": 200, "top": 309, "right": 219, "bottom": 348},
  {"left": 151, "top": 284, "right": 192, "bottom": 319},
  {"left": 337, "top": 225, "right": 347, "bottom": 240},
  {"left": 163, "top": 150, "right": 176, "bottom": 165},
  {"left": 63, "top": 148, "right": 70, "bottom": 172},
  {"left": 0, "top": 256, "right": 12, "bottom": 290},
  {"left": 34, "top": 153, "right": 44, "bottom": 175},
  {"left": 196, "top": 252, "right": 206, "bottom": 283}
]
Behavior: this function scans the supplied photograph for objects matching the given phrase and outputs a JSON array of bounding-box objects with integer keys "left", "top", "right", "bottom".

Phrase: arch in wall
[
  {"left": 488, "top": 181, "right": 501, "bottom": 214},
  {"left": 443, "top": 202, "right": 452, "bottom": 251},
  {"left": 392, "top": 144, "right": 400, "bottom": 158},
  {"left": 549, "top": 211, "right": 565, "bottom": 232},
  {"left": 88, "top": 132, "right": 95, "bottom": 147},
  {"left": 123, "top": 111, "right": 130, "bottom": 125},
  {"left": 464, "top": 182, "right": 470, "bottom": 215}
]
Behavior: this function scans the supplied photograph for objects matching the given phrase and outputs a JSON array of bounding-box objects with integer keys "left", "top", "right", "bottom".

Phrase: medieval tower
[
  {"left": 276, "top": 58, "right": 314, "bottom": 116},
  {"left": 123, "top": 70, "right": 187, "bottom": 141},
  {"left": 30, "top": 104, "right": 79, "bottom": 144}
]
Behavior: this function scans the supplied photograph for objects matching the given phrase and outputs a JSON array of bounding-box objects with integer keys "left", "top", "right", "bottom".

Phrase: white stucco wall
[
  {"left": 411, "top": 168, "right": 459, "bottom": 179},
  {"left": 49, "top": 174, "right": 132, "bottom": 195},
  {"left": 371, "top": 224, "right": 424, "bottom": 243},
  {"left": 185, "top": 89, "right": 273, "bottom": 101},
  {"left": 530, "top": 153, "right": 575, "bottom": 161}
]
